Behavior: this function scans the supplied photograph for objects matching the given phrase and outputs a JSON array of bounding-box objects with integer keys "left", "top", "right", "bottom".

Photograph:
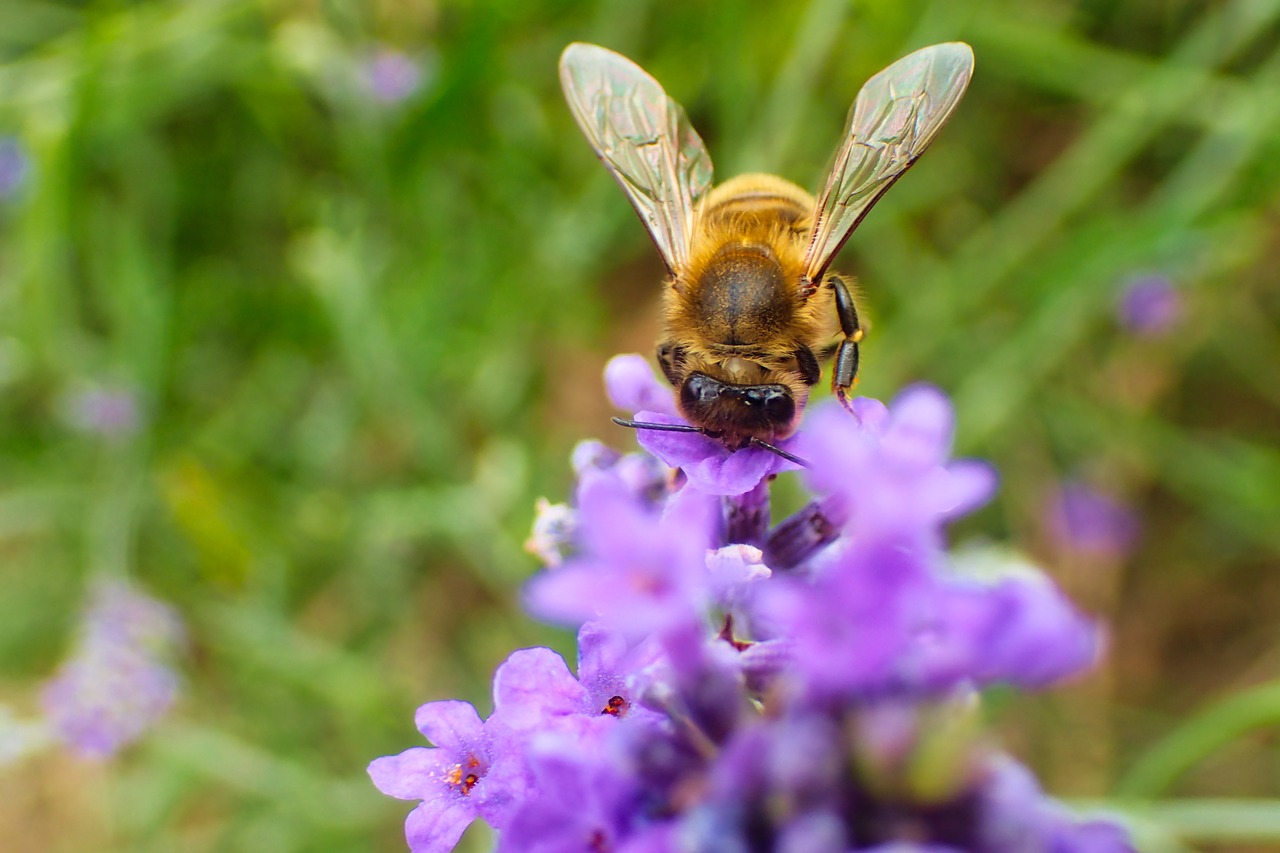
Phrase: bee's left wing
[
  {"left": 560, "top": 43, "right": 713, "bottom": 276},
  {"left": 802, "top": 43, "right": 973, "bottom": 284}
]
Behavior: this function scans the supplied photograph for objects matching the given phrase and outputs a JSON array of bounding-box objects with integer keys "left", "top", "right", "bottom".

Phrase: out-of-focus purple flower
[
  {"left": 978, "top": 757, "right": 1135, "bottom": 852},
  {"left": 761, "top": 538, "right": 962, "bottom": 699},
  {"left": 705, "top": 543, "right": 771, "bottom": 616},
  {"left": 798, "top": 389, "right": 996, "bottom": 544},
  {"left": 761, "top": 538, "right": 1098, "bottom": 700},
  {"left": 369, "top": 700, "right": 522, "bottom": 852},
  {"left": 39, "top": 580, "right": 182, "bottom": 759},
  {"left": 364, "top": 47, "right": 429, "bottom": 103},
  {"left": 495, "top": 724, "right": 643, "bottom": 853},
  {"left": 961, "top": 573, "right": 1102, "bottom": 688},
  {"left": 572, "top": 439, "right": 669, "bottom": 506},
  {"left": 524, "top": 469, "right": 716, "bottom": 639},
  {"left": 1045, "top": 482, "right": 1140, "bottom": 559},
  {"left": 62, "top": 385, "right": 142, "bottom": 439},
  {"left": 0, "top": 137, "right": 29, "bottom": 198},
  {"left": 1116, "top": 274, "right": 1183, "bottom": 337},
  {"left": 605, "top": 353, "right": 679, "bottom": 417}
]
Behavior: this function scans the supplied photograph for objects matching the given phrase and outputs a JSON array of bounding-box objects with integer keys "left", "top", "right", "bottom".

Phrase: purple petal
[
  {"left": 404, "top": 798, "right": 476, "bottom": 853},
  {"left": 605, "top": 354, "right": 678, "bottom": 416},
  {"left": 880, "top": 384, "right": 954, "bottom": 469},
  {"left": 851, "top": 395, "right": 890, "bottom": 432},
  {"left": 776, "top": 810, "right": 846, "bottom": 852},
  {"left": 937, "top": 460, "right": 998, "bottom": 518},
  {"left": 576, "top": 621, "right": 629, "bottom": 686},
  {"left": 492, "top": 647, "right": 586, "bottom": 729},
  {"left": 971, "top": 576, "right": 1102, "bottom": 688},
  {"left": 368, "top": 747, "right": 448, "bottom": 800},
  {"left": 1055, "top": 818, "right": 1136, "bottom": 852},
  {"left": 414, "top": 700, "right": 484, "bottom": 751}
]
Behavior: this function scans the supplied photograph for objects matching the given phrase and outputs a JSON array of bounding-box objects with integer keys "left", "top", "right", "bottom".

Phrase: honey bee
[{"left": 560, "top": 42, "right": 973, "bottom": 456}]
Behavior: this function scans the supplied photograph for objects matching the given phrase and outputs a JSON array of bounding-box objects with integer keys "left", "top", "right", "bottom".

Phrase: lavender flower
[
  {"left": 1116, "top": 274, "right": 1183, "bottom": 337},
  {"left": 40, "top": 580, "right": 182, "bottom": 759},
  {"left": 373, "top": 362, "right": 1134, "bottom": 851}
]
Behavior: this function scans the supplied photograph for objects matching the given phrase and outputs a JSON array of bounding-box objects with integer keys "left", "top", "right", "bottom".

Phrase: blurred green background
[{"left": 1, "top": 0, "right": 1278, "bottom": 850}]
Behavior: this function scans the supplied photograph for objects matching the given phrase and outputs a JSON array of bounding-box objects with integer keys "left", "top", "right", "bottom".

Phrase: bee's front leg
[{"left": 827, "top": 274, "right": 863, "bottom": 413}]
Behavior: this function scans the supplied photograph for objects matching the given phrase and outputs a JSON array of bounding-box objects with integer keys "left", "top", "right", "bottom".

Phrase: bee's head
[{"left": 677, "top": 372, "right": 798, "bottom": 449}]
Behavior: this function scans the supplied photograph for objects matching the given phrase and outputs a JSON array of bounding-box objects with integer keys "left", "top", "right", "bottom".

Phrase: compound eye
[{"left": 762, "top": 388, "right": 795, "bottom": 426}]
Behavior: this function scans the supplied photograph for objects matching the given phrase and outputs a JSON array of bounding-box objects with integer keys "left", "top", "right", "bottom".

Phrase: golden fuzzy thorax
[{"left": 661, "top": 174, "right": 839, "bottom": 439}]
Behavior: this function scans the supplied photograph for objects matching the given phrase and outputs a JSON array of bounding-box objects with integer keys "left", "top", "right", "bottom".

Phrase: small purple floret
[{"left": 1116, "top": 274, "right": 1183, "bottom": 337}]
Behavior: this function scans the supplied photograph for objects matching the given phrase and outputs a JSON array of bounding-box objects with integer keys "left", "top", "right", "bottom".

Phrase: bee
[{"left": 560, "top": 42, "right": 973, "bottom": 455}]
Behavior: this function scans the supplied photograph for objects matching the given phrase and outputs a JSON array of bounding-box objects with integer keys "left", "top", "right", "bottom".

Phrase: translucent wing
[
  {"left": 802, "top": 43, "right": 974, "bottom": 282},
  {"left": 560, "top": 43, "right": 713, "bottom": 275}
]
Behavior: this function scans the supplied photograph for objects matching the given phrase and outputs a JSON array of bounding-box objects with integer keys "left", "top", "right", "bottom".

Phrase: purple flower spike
[
  {"left": 374, "top": 350, "right": 1138, "bottom": 851},
  {"left": 605, "top": 354, "right": 678, "bottom": 417},
  {"left": 1116, "top": 274, "right": 1182, "bottom": 337},
  {"left": 39, "top": 580, "right": 182, "bottom": 759}
]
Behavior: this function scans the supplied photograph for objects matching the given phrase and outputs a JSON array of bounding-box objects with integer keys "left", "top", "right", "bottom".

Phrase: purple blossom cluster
[
  {"left": 40, "top": 580, "right": 183, "bottom": 759},
  {"left": 370, "top": 355, "right": 1133, "bottom": 852}
]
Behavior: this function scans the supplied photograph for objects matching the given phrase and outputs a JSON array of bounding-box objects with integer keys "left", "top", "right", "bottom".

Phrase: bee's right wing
[
  {"left": 560, "top": 43, "right": 713, "bottom": 276},
  {"left": 802, "top": 42, "right": 974, "bottom": 284}
]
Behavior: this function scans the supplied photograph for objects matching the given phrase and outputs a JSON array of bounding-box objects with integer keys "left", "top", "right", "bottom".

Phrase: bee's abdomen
[{"left": 692, "top": 243, "right": 794, "bottom": 346}]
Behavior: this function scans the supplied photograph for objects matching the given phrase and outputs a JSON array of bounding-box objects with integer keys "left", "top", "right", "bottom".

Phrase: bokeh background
[{"left": 0, "top": 0, "right": 1277, "bottom": 850}]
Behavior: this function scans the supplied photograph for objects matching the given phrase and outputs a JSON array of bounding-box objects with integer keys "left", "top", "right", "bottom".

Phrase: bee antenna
[
  {"left": 748, "top": 437, "right": 809, "bottom": 468},
  {"left": 611, "top": 417, "right": 708, "bottom": 434},
  {"left": 611, "top": 418, "right": 808, "bottom": 468}
]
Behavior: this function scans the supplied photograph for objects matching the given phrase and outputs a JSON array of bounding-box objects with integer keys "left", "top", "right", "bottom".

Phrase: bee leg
[{"left": 828, "top": 275, "right": 863, "bottom": 413}]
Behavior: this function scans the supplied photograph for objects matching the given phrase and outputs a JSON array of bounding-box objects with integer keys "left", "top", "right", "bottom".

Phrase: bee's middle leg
[{"left": 828, "top": 275, "right": 863, "bottom": 412}]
